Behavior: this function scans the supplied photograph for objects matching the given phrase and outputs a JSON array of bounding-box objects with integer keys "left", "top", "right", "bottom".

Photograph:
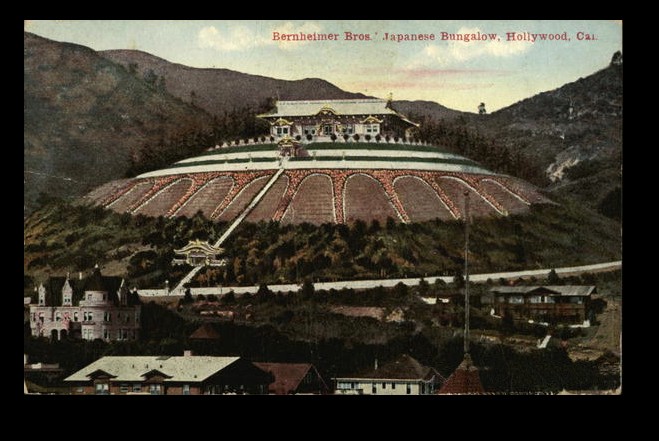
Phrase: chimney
[{"left": 184, "top": 350, "right": 193, "bottom": 357}]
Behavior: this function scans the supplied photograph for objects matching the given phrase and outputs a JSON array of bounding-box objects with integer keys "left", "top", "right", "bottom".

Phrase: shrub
[
  {"left": 295, "top": 135, "right": 302, "bottom": 141},
  {"left": 330, "top": 134, "right": 337, "bottom": 142},
  {"left": 306, "top": 134, "right": 313, "bottom": 141},
  {"left": 365, "top": 134, "right": 371, "bottom": 142},
  {"left": 343, "top": 134, "right": 350, "bottom": 142},
  {"left": 270, "top": 136, "right": 275, "bottom": 142},
  {"left": 260, "top": 136, "right": 266, "bottom": 142},
  {"left": 353, "top": 134, "right": 360, "bottom": 142},
  {"left": 385, "top": 135, "right": 390, "bottom": 142},
  {"left": 375, "top": 134, "right": 381, "bottom": 142}
]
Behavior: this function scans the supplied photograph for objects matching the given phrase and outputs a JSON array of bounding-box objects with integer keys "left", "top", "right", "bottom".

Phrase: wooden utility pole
[{"left": 464, "top": 191, "right": 470, "bottom": 356}]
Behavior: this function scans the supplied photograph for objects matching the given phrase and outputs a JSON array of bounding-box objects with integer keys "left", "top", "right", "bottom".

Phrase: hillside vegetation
[
  {"left": 24, "top": 195, "right": 621, "bottom": 288},
  {"left": 101, "top": 49, "right": 367, "bottom": 117},
  {"left": 24, "top": 32, "right": 215, "bottom": 214}
]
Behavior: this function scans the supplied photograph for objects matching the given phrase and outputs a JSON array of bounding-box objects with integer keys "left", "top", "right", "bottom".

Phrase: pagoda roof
[{"left": 174, "top": 239, "right": 223, "bottom": 256}]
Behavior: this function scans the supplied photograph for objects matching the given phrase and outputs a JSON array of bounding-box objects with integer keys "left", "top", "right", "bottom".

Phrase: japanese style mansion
[
  {"left": 257, "top": 98, "right": 418, "bottom": 141},
  {"left": 28, "top": 266, "right": 141, "bottom": 342}
]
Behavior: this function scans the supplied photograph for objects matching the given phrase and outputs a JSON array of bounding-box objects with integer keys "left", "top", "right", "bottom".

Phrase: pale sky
[{"left": 24, "top": 20, "right": 622, "bottom": 112}]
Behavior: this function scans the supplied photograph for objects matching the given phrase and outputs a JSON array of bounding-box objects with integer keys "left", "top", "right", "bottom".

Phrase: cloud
[
  {"left": 197, "top": 21, "right": 323, "bottom": 52},
  {"left": 419, "top": 27, "right": 532, "bottom": 65},
  {"left": 197, "top": 25, "right": 268, "bottom": 52}
]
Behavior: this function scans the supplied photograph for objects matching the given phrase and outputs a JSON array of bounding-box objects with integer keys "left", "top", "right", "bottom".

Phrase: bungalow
[
  {"left": 488, "top": 285, "right": 595, "bottom": 325},
  {"left": 333, "top": 354, "right": 444, "bottom": 395},
  {"left": 253, "top": 362, "right": 329, "bottom": 395},
  {"left": 257, "top": 98, "right": 419, "bottom": 142},
  {"left": 64, "top": 352, "right": 273, "bottom": 395}
]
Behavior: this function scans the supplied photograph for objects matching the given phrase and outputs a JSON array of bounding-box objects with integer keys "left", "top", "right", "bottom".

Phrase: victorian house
[{"left": 28, "top": 266, "right": 141, "bottom": 341}]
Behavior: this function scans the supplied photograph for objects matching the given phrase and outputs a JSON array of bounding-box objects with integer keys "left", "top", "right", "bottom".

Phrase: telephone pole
[{"left": 464, "top": 191, "right": 470, "bottom": 356}]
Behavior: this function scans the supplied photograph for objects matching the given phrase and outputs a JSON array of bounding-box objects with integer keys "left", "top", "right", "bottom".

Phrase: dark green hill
[
  {"left": 24, "top": 32, "right": 214, "bottom": 215},
  {"left": 101, "top": 49, "right": 368, "bottom": 116}
]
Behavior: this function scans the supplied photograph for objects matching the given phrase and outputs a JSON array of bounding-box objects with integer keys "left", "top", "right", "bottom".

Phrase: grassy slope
[{"left": 24, "top": 195, "right": 621, "bottom": 289}]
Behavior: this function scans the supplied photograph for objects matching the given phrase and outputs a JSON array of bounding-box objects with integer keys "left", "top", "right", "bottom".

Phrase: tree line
[{"left": 412, "top": 115, "right": 549, "bottom": 187}]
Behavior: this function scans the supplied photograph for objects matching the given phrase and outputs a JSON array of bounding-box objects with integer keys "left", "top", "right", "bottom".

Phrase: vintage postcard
[{"left": 24, "top": 20, "right": 622, "bottom": 395}]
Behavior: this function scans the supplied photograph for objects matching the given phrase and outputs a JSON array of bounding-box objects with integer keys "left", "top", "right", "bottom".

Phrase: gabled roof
[
  {"left": 37, "top": 269, "right": 125, "bottom": 307},
  {"left": 340, "top": 354, "right": 443, "bottom": 382},
  {"left": 86, "top": 369, "right": 117, "bottom": 380},
  {"left": 438, "top": 355, "right": 485, "bottom": 395},
  {"left": 65, "top": 356, "right": 240, "bottom": 383},
  {"left": 189, "top": 323, "right": 221, "bottom": 340},
  {"left": 253, "top": 362, "right": 326, "bottom": 394},
  {"left": 489, "top": 285, "right": 595, "bottom": 297}
]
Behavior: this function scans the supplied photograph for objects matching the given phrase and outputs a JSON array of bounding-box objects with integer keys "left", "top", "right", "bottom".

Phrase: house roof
[
  {"left": 489, "top": 285, "right": 595, "bottom": 297},
  {"left": 189, "top": 323, "right": 221, "bottom": 340},
  {"left": 64, "top": 356, "right": 240, "bottom": 383},
  {"left": 253, "top": 362, "right": 324, "bottom": 394},
  {"left": 37, "top": 268, "right": 131, "bottom": 307},
  {"left": 260, "top": 99, "right": 398, "bottom": 117},
  {"left": 340, "top": 354, "right": 443, "bottom": 382},
  {"left": 174, "top": 239, "right": 223, "bottom": 256},
  {"left": 438, "top": 354, "right": 485, "bottom": 395},
  {"left": 258, "top": 99, "right": 418, "bottom": 127}
]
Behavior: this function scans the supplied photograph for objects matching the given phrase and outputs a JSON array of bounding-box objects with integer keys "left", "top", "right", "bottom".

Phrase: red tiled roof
[
  {"left": 254, "top": 362, "right": 327, "bottom": 395},
  {"left": 438, "top": 355, "right": 485, "bottom": 395},
  {"left": 189, "top": 323, "right": 221, "bottom": 340}
]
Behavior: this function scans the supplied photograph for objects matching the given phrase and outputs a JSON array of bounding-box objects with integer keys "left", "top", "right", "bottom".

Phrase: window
[
  {"left": 149, "top": 384, "right": 162, "bottom": 395},
  {"left": 132, "top": 385, "right": 142, "bottom": 393},
  {"left": 183, "top": 384, "right": 190, "bottom": 395},
  {"left": 95, "top": 383, "right": 109, "bottom": 395},
  {"left": 76, "top": 387, "right": 84, "bottom": 393},
  {"left": 382, "top": 382, "right": 386, "bottom": 389},
  {"left": 276, "top": 127, "right": 289, "bottom": 135},
  {"left": 406, "top": 384, "right": 411, "bottom": 395},
  {"left": 73, "top": 312, "right": 79, "bottom": 322},
  {"left": 392, "top": 382, "right": 396, "bottom": 390},
  {"left": 104, "top": 311, "right": 111, "bottom": 322},
  {"left": 31, "top": 313, "right": 36, "bottom": 322},
  {"left": 55, "top": 312, "right": 62, "bottom": 322},
  {"left": 372, "top": 383, "right": 376, "bottom": 394},
  {"left": 120, "top": 384, "right": 130, "bottom": 393},
  {"left": 323, "top": 125, "right": 332, "bottom": 135},
  {"left": 87, "top": 294, "right": 93, "bottom": 300},
  {"left": 365, "top": 124, "right": 379, "bottom": 134},
  {"left": 103, "top": 329, "right": 109, "bottom": 340}
]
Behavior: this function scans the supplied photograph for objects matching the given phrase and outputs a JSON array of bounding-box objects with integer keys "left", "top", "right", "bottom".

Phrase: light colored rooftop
[
  {"left": 64, "top": 356, "right": 240, "bottom": 383},
  {"left": 489, "top": 285, "right": 596, "bottom": 296},
  {"left": 259, "top": 99, "right": 401, "bottom": 118}
]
